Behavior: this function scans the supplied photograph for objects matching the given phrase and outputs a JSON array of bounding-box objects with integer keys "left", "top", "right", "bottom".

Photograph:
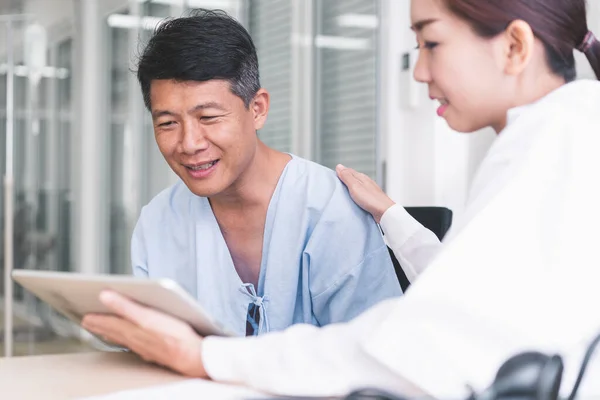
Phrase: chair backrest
[{"left": 388, "top": 206, "right": 453, "bottom": 291}]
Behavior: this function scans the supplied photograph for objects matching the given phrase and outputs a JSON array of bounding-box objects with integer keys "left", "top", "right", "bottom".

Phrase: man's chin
[
  {"left": 187, "top": 185, "right": 224, "bottom": 198},
  {"left": 175, "top": 175, "right": 220, "bottom": 198},
  {"left": 173, "top": 166, "right": 239, "bottom": 199}
]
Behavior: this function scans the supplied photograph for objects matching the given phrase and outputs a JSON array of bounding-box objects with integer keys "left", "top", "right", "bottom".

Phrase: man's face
[{"left": 150, "top": 79, "right": 267, "bottom": 197}]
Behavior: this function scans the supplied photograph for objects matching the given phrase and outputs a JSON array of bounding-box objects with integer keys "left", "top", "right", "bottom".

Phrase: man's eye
[
  {"left": 201, "top": 116, "right": 218, "bottom": 121},
  {"left": 158, "top": 121, "right": 175, "bottom": 127}
]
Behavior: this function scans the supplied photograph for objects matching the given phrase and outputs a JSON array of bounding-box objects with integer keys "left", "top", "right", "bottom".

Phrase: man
[{"left": 128, "top": 10, "right": 401, "bottom": 337}]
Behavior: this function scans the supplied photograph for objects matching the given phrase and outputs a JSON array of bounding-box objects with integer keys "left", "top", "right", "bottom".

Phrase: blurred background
[{"left": 0, "top": 0, "right": 598, "bottom": 357}]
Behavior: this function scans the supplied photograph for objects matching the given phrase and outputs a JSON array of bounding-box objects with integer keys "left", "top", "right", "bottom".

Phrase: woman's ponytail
[
  {"left": 579, "top": 31, "right": 600, "bottom": 80},
  {"left": 585, "top": 40, "right": 600, "bottom": 80}
]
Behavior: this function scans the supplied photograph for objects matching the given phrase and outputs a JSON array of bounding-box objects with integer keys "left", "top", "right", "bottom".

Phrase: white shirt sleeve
[
  {"left": 202, "top": 298, "right": 426, "bottom": 398},
  {"left": 379, "top": 204, "right": 442, "bottom": 282}
]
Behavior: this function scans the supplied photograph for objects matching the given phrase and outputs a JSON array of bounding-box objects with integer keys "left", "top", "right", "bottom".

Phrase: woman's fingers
[
  {"left": 336, "top": 164, "right": 362, "bottom": 186},
  {"left": 336, "top": 164, "right": 395, "bottom": 223}
]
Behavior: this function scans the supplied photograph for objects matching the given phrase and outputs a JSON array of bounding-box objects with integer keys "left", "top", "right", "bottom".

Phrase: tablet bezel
[{"left": 11, "top": 269, "right": 234, "bottom": 339}]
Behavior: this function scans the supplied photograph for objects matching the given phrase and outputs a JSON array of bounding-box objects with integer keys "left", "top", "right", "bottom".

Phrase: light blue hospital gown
[{"left": 131, "top": 155, "right": 402, "bottom": 336}]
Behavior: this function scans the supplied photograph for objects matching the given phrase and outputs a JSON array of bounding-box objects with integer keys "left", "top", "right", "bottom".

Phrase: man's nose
[{"left": 181, "top": 123, "right": 210, "bottom": 155}]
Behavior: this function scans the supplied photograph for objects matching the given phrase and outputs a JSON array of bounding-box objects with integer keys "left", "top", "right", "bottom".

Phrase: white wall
[{"left": 379, "top": 0, "right": 432, "bottom": 207}]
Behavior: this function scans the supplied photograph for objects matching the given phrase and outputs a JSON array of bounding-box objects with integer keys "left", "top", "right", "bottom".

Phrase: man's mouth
[{"left": 186, "top": 160, "right": 219, "bottom": 171}]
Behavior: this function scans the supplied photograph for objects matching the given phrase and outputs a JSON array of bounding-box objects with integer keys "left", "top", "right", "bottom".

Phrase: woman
[
  {"left": 82, "top": 0, "right": 600, "bottom": 398},
  {"left": 337, "top": 0, "right": 600, "bottom": 283}
]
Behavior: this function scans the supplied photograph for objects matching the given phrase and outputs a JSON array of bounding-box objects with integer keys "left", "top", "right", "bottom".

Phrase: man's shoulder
[
  {"left": 286, "top": 155, "right": 372, "bottom": 222},
  {"left": 287, "top": 155, "right": 341, "bottom": 192}
]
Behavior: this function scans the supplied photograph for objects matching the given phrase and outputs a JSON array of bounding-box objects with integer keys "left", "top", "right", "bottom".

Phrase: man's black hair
[{"left": 136, "top": 9, "right": 260, "bottom": 110}]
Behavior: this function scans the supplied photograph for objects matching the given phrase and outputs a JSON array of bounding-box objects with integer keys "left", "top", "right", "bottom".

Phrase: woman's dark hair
[
  {"left": 444, "top": 0, "right": 600, "bottom": 81},
  {"left": 136, "top": 9, "right": 260, "bottom": 110}
]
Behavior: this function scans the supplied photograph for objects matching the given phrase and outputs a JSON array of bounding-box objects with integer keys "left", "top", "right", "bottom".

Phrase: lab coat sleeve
[
  {"left": 379, "top": 204, "right": 442, "bottom": 282},
  {"left": 202, "top": 298, "right": 425, "bottom": 398},
  {"left": 130, "top": 207, "right": 148, "bottom": 277}
]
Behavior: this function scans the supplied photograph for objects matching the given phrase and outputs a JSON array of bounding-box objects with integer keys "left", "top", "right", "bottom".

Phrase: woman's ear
[{"left": 502, "top": 19, "right": 535, "bottom": 76}]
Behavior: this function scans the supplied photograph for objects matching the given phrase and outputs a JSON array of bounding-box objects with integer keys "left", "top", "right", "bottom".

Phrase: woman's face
[{"left": 410, "top": 0, "right": 518, "bottom": 133}]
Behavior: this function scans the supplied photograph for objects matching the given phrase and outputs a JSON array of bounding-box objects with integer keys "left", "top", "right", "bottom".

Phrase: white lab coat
[{"left": 202, "top": 80, "right": 600, "bottom": 399}]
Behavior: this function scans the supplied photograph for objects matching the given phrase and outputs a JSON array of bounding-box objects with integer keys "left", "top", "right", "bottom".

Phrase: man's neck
[{"left": 209, "top": 142, "right": 291, "bottom": 212}]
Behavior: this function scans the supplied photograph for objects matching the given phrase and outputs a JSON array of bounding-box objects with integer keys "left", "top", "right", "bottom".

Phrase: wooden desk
[{"left": 0, "top": 351, "right": 189, "bottom": 399}]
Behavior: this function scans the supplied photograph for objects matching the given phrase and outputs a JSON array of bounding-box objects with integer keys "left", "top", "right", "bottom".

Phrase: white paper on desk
[{"left": 80, "top": 379, "right": 270, "bottom": 400}]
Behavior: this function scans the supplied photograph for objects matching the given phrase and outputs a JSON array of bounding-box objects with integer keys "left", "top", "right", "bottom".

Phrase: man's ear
[
  {"left": 251, "top": 88, "right": 270, "bottom": 130},
  {"left": 502, "top": 19, "right": 535, "bottom": 76}
]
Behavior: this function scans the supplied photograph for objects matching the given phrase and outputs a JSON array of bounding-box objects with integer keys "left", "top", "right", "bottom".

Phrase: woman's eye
[{"left": 415, "top": 41, "right": 439, "bottom": 50}]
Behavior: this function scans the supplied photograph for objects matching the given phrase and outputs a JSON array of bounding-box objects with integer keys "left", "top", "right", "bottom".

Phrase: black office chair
[{"left": 387, "top": 206, "right": 453, "bottom": 292}]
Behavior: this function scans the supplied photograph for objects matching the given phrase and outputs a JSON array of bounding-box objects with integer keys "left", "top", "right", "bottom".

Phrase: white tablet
[{"left": 12, "top": 269, "right": 234, "bottom": 338}]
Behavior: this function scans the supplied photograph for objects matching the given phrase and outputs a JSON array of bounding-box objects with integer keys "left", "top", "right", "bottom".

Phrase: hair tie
[{"left": 578, "top": 31, "right": 596, "bottom": 53}]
